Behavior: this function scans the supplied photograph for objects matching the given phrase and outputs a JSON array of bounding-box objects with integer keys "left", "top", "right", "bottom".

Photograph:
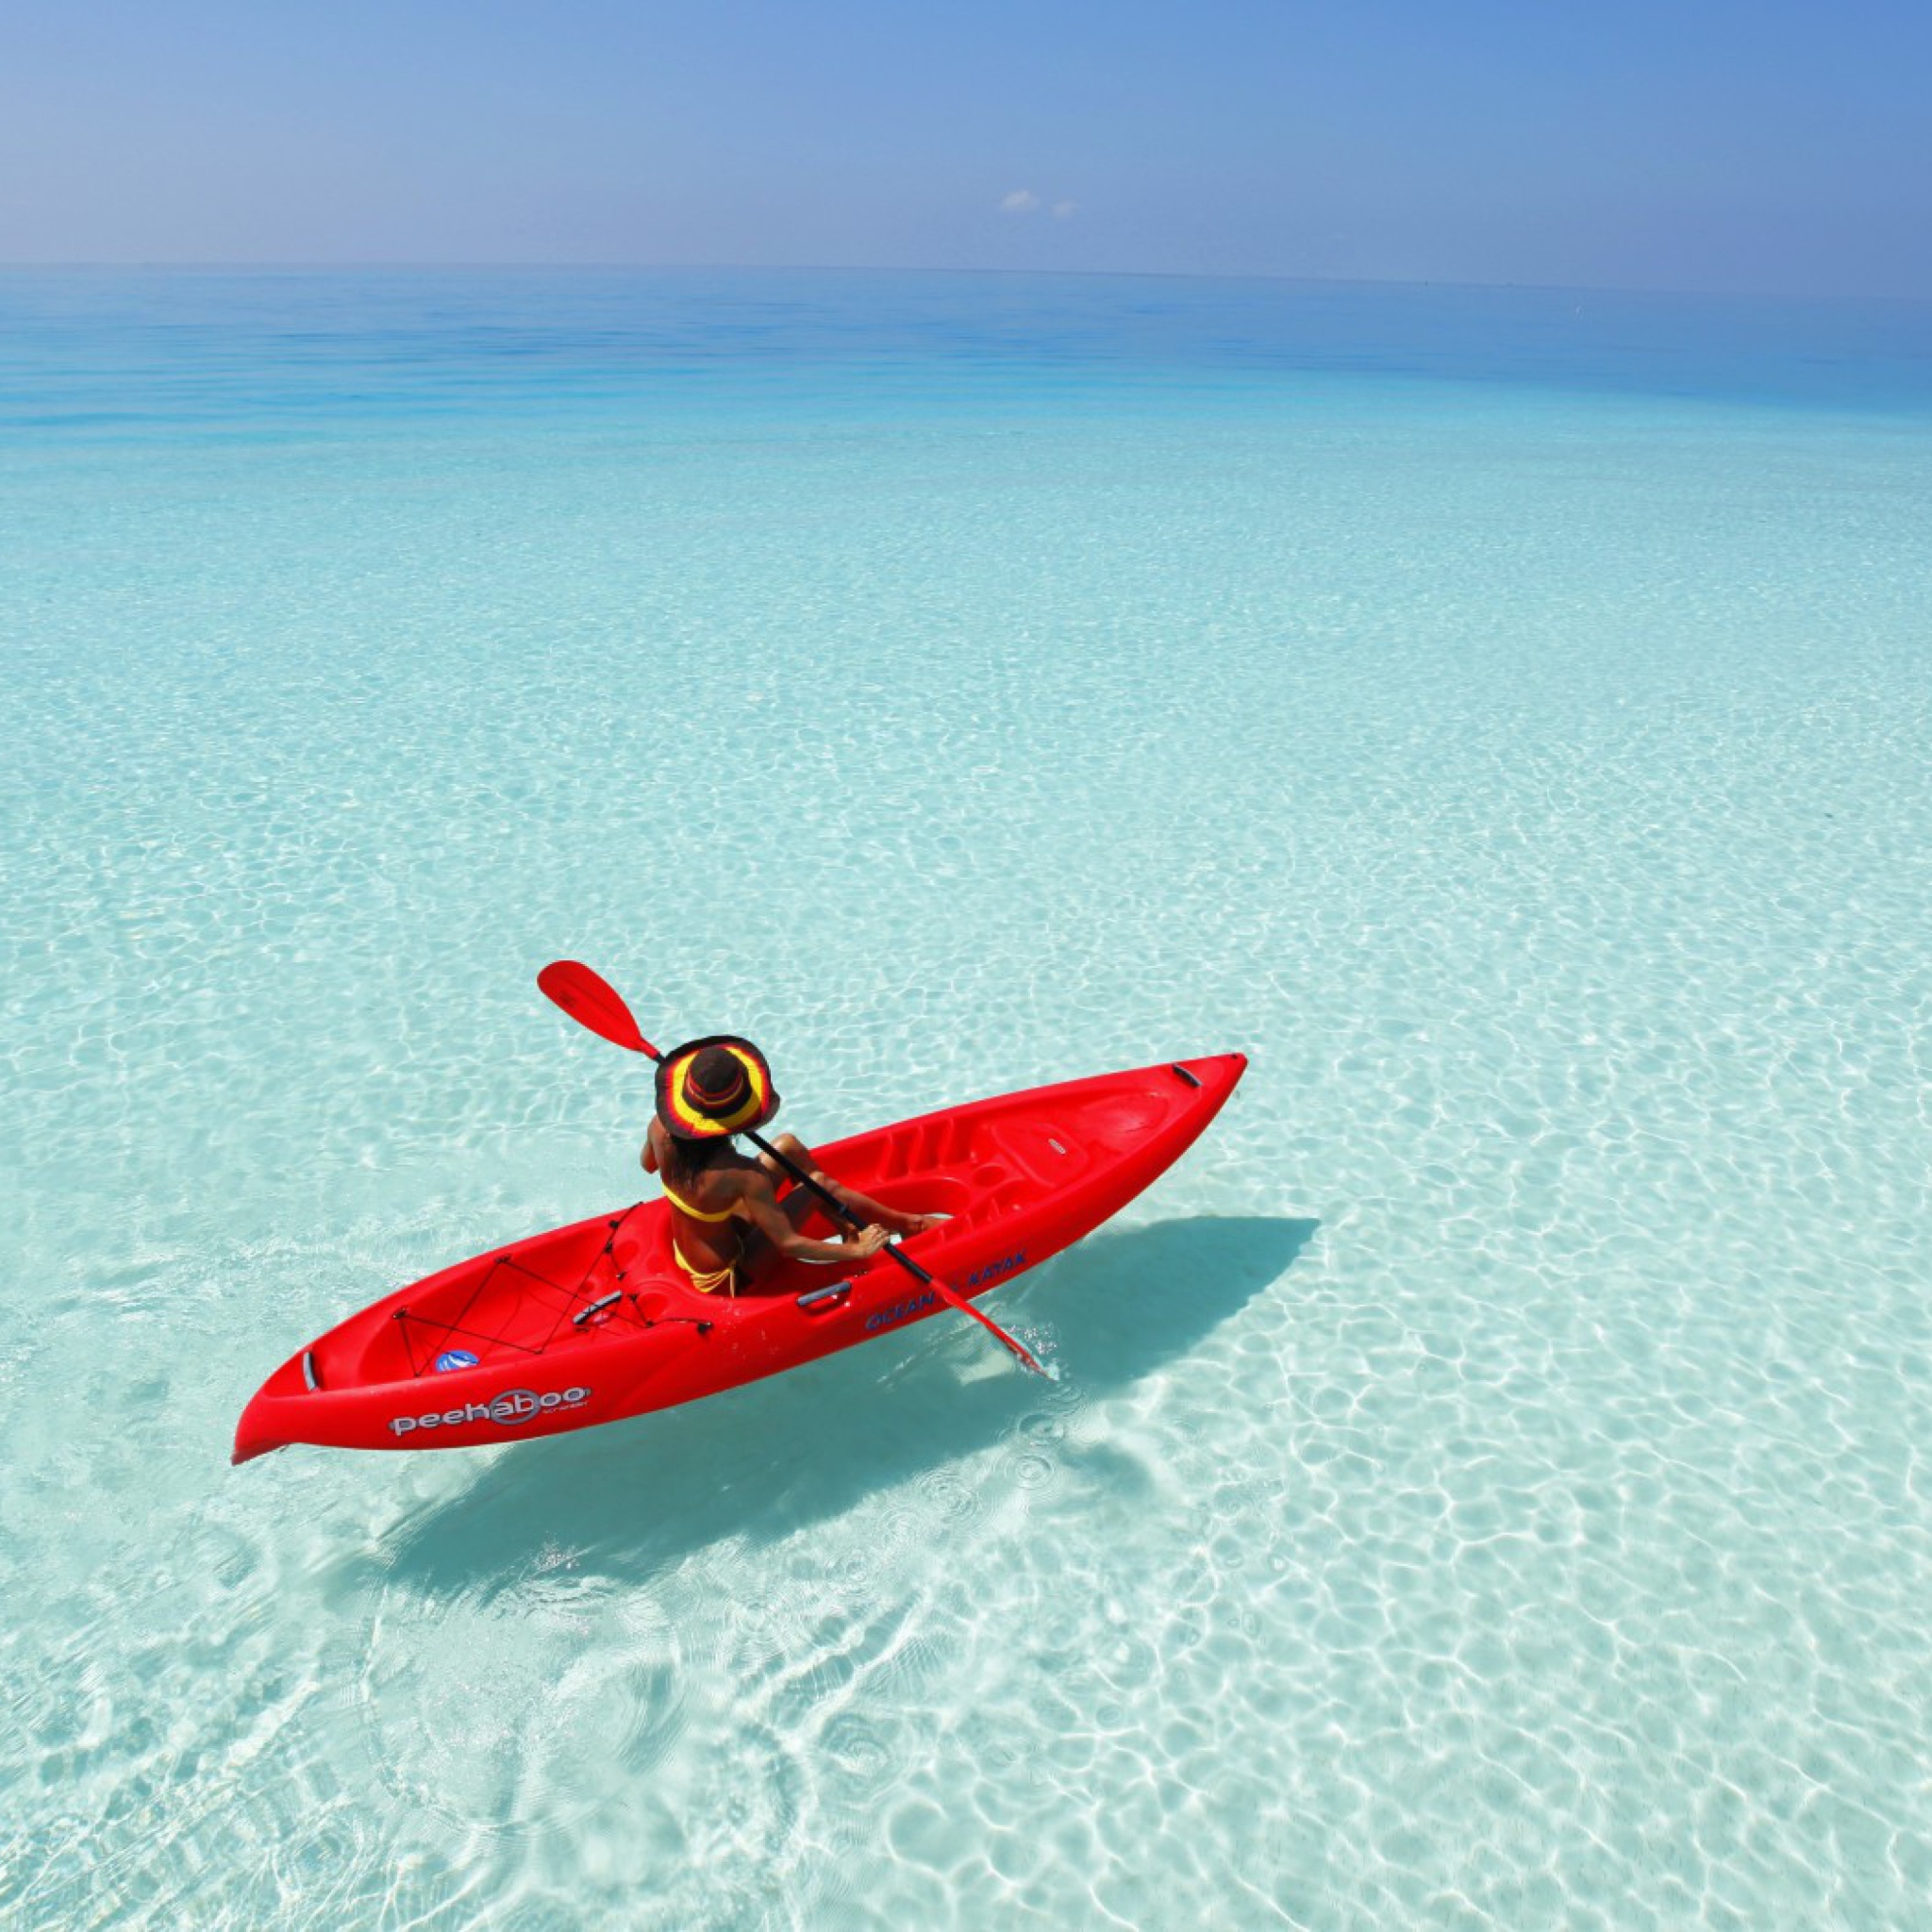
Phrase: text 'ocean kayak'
[{"left": 232, "top": 1054, "right": 1245, "bottom": 1463}]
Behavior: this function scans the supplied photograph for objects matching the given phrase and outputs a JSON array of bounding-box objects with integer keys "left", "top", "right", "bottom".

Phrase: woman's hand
[{"left": 846, "top": 1224, "right": 892, "bottom": 1260}]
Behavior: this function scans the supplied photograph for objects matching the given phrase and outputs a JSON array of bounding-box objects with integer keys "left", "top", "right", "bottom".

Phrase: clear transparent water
[{"left": 4, "top": 270, "right": 1930, "bottom": 1928}]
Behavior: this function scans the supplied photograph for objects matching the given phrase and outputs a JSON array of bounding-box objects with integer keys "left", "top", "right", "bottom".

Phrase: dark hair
[{"left": 662, "top": 1127, "right": 730, "bottom": 1190}]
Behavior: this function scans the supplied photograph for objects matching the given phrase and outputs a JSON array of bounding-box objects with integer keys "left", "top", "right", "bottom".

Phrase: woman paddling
[{"left": 642, "top": 1035, "right": 940, "bottom": 1296}]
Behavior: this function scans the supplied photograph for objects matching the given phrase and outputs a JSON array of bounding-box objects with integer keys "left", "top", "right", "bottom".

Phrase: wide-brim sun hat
[{"left": 656, "top": 1035, "right": 780, "bottom": 1141}]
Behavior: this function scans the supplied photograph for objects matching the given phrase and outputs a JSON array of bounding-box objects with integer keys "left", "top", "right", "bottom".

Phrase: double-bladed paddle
[{"left": 538, "top": 959, "right": 1053, "bottom": 1378}]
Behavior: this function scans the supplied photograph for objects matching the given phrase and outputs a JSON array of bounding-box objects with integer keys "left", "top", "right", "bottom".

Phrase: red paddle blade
[
  {"left": 938, "top": 1279, "right": 1056, "bottom": 1379},
  {"left": 538, "top": 960, "right": 658, "bottom": 1059}
]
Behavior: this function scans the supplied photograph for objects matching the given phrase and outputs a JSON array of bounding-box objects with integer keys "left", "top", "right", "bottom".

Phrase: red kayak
[{"left": 232, "top": 1053, "right": 1245, "bottom": 1463}]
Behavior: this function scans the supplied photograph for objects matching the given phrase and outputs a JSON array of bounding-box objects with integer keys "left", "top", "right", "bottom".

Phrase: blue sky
[{"left": 3, "top": 0, "right": 1927, "bottom": 295}]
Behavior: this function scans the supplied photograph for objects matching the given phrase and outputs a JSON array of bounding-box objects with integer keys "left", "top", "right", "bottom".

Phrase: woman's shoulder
[
  {"left": 715, "top": 1147, "right": 769, "bottom": 1193},
  {"left": 669, "top": 1142, "right": 765, "bottom": 1204}
]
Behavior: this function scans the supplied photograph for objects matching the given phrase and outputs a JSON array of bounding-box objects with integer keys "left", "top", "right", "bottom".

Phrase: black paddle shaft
[{"left": 744, "top": 1128, "right": 940, "bottom": 1290}]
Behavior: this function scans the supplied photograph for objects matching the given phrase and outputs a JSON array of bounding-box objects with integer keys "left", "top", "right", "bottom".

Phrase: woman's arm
[
  {"left": 741, "top": 1170, "right": 890, "bottom": 1266},
  {"left": 757, "top": 1135, "right": 937, "bottom": 1237}
]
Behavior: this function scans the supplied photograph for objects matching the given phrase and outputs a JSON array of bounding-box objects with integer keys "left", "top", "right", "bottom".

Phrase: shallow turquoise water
[{"left": 4, "top": 271, "right": 1931, "bottom": 1928}]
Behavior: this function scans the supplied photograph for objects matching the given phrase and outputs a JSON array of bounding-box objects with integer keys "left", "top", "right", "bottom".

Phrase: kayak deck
[{"left": 233, "top": 1053, "right": 1245, "bottom": 1461}]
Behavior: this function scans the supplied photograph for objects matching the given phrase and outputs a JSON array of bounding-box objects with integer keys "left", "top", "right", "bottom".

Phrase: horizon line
[{"left": 1, "top": 258, "right": 1926, "bottom": 310}]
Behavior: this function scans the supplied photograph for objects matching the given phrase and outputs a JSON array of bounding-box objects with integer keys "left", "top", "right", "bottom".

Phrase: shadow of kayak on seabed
[{"left": 341, "top": 1212, "right": 1319, "bottom": 1604}]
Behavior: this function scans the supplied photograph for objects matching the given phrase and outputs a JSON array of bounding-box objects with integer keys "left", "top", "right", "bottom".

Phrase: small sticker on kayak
[{"left": 433, "top": 1350, "right": 479, "bottom": 1374}]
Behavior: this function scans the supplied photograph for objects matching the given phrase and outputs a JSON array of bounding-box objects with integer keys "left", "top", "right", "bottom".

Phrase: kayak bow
[{"left": 232, "top": 1054, "right": 1245, "bottom": 1463}]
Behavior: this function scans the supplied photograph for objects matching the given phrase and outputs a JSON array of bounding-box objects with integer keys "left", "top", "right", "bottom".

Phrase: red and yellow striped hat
[{"left": 655, "top": 1035, "right": 779, "bottom": 1141}]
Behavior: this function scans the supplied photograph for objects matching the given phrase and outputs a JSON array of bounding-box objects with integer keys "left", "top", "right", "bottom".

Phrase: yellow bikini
[{"left": 664, "top": 1184, "right": 741, "bottom": 1295}]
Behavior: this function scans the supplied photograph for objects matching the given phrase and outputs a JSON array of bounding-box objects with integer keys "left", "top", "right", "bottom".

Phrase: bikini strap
[{"left": 662, "top": 1181, "right": 738, "bottom": 1224}]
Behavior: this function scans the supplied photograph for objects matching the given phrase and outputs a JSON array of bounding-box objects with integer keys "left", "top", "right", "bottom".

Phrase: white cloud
[
  {"left": 1052, "top": 200, "right": 1078, "bottom": 219},
  {"left": 999, "top": 189, "right": 1040, "bottom": 214}
]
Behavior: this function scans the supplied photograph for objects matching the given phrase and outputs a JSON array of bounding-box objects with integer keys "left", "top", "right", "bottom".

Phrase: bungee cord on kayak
[{"left": 384, "top": 1204, "right": 713, "bottom": 1381}]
